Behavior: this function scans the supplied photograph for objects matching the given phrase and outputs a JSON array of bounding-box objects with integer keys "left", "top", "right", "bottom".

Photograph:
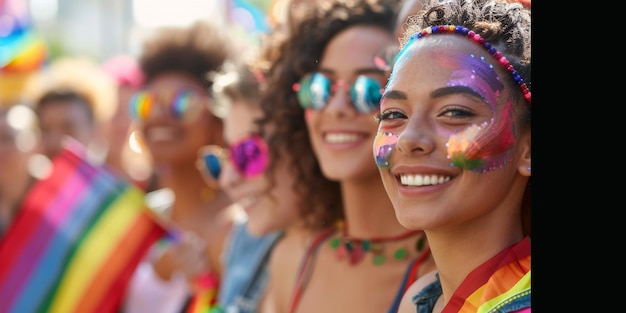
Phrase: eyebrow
[
  {"left": 431, "top": 85, "right": 485, "bottom": 102},
  {"left": 380, "top": 90, "right": 407, "bottom": 103},
  {"left": 381, "top": 85, "right": 485, "bottom": 104},
  {"left": 319, "top": 67, "right": 386, "bottom": 77}
]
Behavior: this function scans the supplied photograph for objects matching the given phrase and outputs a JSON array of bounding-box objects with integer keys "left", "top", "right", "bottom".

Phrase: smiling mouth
[
  {"left": 324, "top": 132, "right": 363, "bottom": 144},
  {"left": 399, "top": 174, "right": 451, "bottom": 186}
]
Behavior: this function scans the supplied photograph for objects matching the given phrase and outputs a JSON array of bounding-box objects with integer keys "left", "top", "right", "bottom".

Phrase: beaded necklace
[{"left": 329, "top": 220, "right": 426, "bottom": 266}]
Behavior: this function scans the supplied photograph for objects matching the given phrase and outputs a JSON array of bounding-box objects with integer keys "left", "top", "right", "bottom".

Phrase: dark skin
[{"left": 36, "top": 99, "right": 95, "bottom": 159}]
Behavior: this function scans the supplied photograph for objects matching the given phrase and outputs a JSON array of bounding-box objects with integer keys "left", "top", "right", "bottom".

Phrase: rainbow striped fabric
[
  {"left": 0, "top": 140, "right": 166, "bottom": 313},
  {"left": 444, "top": 236, "right": 531, "bottom": 313},
  {"left": 185, "top": 271, "right": 221, "bottom": 313},
  {"left": 0, "top": 0, "right": 47, "bottom": 73}
]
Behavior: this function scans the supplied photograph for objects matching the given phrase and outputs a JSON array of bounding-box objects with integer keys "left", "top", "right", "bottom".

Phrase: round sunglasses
[
  {"left": 129, "top": 88, "right": 205, "bottom": 122},
  {"left": 196, "top": 134, "right": 269, "bottom": 183},
  {"left": 293, "top": 72, "right": 384, "bottom": 113}
]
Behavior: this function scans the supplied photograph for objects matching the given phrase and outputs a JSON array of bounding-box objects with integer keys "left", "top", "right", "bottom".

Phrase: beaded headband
[{"left": 409, "top": 25, "right": 531, "bottom": 107}]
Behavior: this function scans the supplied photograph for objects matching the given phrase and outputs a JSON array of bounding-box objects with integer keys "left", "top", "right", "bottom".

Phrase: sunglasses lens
[
  {"left": 129, "top": 89, "right": 203, "bottom": 121},
  {"left": 129, "top": 92, "right": 152, "bottom": 121},
  {"left": 171, "top": 90, "right": 189, "bottom": 119},
  {"left": 350, "top": 75, "right": 382, "bottom": 113},
  {"left": 296, "top": 73, "right": 330, "bottom": 110},
  {"left": 231, "top": 136, "right": 269, "bottom": 178},
  {"left": 203, "top": 152, "right": 222, "bottom": 180}
]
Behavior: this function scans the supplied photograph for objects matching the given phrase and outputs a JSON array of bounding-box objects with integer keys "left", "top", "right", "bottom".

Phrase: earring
[{"left": 527, "top": 166, "right": 531, "bottom": 172}]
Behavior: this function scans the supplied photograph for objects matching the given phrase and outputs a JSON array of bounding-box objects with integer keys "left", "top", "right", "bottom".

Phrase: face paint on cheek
[
  {"left": 447, "top": 99, "right": 517, "bottom": 172},
  {"left": 438, "top": 53, "right": 516, "bottom": 173},
  {"left": 373, "top": 130, "right": 398, "bottom": 168}
]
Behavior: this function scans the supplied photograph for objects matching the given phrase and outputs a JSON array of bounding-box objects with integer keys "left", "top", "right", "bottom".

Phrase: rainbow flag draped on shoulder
[
  {"left": 0, "top": 139, "right": 167, "bottom": 313},
  {"left": 444, "top": 236, "right": 531, "bottom": 313}
]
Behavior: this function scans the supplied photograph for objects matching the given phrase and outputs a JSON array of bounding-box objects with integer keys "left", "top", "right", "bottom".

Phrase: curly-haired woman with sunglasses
[
  {"left": 122, "top": 21, "right": 242, "bottom": 313},
  {"left": 255, "top": 0, "right": 437, "bottom": 312}
]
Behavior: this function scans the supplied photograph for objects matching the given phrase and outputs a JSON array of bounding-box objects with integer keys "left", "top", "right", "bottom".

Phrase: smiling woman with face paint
[{"left": 373, "top": 0, "right": 531, "bottom": 312}]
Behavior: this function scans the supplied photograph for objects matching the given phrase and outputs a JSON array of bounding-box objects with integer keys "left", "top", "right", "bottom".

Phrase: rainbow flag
[
  {"left": 185, "top": 272, "right": 221, "bottom": 313},
  {"left": 444, "top": 237, "right": 531, "bottom": 313},
  {"left": 0, "top": 139, "right": 167, "bottom": 313},
  {"left": 0, "top": 0, "right": 47, "bottom": 72}
]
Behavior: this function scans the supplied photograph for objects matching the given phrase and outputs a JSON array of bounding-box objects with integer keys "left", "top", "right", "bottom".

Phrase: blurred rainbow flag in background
[
  {"left": 0, "top": 139, "right": 166, "bottom": 313},
  {"left": 0, "top": 0, "right": 47, "bottom": 106},
  {"left": 0, "top": 0, "right": 46, "bottom": 72}
]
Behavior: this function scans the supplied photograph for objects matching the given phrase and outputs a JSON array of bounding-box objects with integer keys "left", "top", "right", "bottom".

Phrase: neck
[
  {"left": 340, "top": 177, "right": 406, "bottom": 238},
  {"left": 155, "top": 163, "right": 231, "bottom": 219}
]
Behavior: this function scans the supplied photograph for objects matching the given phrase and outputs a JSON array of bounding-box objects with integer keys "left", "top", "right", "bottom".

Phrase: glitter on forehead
[
  {"left": 406, "top": 25, "right": 530, "bottom": 107},
  {"left": 447, "top": 54, "right": 503, "bottom": 111}
]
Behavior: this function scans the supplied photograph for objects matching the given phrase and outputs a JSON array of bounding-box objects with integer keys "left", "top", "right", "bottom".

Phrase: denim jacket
[
  {"left": 413, "top": 274, "right": 531, "bottom": 313},
  {"left": 217, "top": 221, "right": 282, "bottom": 313}
]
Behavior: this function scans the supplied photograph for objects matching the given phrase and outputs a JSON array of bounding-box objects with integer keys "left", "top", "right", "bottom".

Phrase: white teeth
[
  {"left": 147, "top": 127, "right": 176, "bottom": 142},
  {"left": 325, "top": 133, "right": 359, "bottom": 144},
  {"left": 400, "top": 174, "right": 450, "bottom": 186}
]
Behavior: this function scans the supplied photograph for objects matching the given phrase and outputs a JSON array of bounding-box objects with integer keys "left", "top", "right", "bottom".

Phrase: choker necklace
[{"left": 329, "top": 220, "right": 426, "bottom": 266}]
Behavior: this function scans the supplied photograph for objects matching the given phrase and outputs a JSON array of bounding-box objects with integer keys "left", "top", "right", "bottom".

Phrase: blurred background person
[
  {"left": 198, "top": 58, "right": 344, "bottom": 312},
  {"left": 122, "top": 20, "right": 241, "bottom": 313},
  {"left": 23, "top": 56, "right": 116, "bottom": 163},
  {"left": 0, "top": 104, "right": 38, "bottom": 238},
  {"left": 0, "top": 0, "right": 46, "bottom": 238},
  {"left": 100, "top": 54, "right": 158, "bottom": 192}
]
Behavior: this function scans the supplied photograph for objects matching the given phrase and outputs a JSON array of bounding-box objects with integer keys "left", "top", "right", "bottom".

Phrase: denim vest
[
  {"left": 413, "top": 274, "right": 531, "bottom": 313},
  {"left": 217, "top": 221, "right": 282, "bottom": 313}
]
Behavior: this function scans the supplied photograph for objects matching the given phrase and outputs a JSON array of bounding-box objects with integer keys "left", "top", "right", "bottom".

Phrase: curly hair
[
  {"left": 402, "top": 0, "right": 530, "bottom": 95},
  {"left": 211, "top": 60, "right": 266, "bottom": 119},
  {"left": 138, "top": 21, "right": 235, "bottom": 95},
  {"left": 255, "top": 0, "right": 397, "bottom": 230}
]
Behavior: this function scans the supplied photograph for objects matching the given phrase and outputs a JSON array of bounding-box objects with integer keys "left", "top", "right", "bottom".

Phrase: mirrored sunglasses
[
  {"left": 197, "top": 134, "right": 269, "bottom": 182},
  {"left": 293, "top": 72, "right": 384, "bottom": 113},
  {"left": 129, "top": 89, "right": 205, "bottom": 122}
]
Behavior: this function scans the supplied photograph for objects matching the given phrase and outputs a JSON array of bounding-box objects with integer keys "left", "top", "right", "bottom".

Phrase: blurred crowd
[{"left": 0, "top": 0, "right": 531, "bottom": 312}]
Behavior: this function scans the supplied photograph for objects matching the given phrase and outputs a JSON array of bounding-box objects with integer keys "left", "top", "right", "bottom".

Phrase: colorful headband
[{"left": 409, "top": 25, "right": 531, "bottom": 107}]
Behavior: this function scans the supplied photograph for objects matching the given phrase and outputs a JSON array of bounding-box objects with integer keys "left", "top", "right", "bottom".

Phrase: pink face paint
[
  {"left": 443, "top": 53, "right": 518, "bottom": 172},
  {"left": 373, "top": 130, "right": 398, "bottom": 168}
]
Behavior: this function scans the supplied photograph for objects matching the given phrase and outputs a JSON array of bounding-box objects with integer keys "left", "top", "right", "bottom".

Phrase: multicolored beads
[{"left": 411, "top": 25, "right": 531, "bottom": 108}]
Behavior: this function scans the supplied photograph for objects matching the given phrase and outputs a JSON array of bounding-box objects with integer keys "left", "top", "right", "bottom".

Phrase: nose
[
  {"left": 395, "top": 115, "right": 435, "bottom": 156},
  {"left": 323, "top": 80, "right": 359, "bottom": 117},
  {"left": 150, "top": 101, "right": 169, "bottom": 119}
]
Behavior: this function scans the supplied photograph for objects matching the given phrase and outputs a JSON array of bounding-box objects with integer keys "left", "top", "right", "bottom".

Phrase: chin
[{"left": 246, "top": 222, "right": 272, "bottom": 237}]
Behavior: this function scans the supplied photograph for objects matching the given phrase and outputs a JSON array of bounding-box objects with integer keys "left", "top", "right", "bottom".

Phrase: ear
[{"left": 517, "top": 132, "right": 531, "bottom": 177}]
